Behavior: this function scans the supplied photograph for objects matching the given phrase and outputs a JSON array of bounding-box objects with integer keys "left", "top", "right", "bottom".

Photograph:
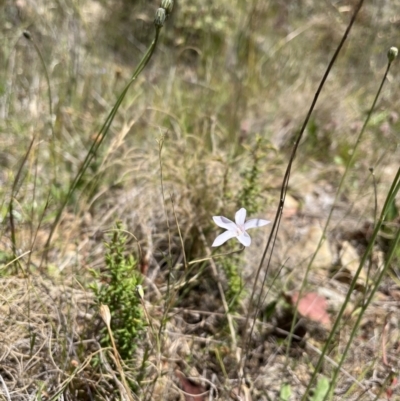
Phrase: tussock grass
[{"left": 1, "top": 0, "right": 400, "bottom": 400}]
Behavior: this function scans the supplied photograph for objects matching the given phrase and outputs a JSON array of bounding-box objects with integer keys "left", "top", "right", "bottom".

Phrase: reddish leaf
[
  {"left": 291, "top": 292, "right": 331, "bottom": 327},
  {"left": 175, "top": 371, "right": 206, "bottom": 401},
  {"left": 386, "top": 376, "right": 397, "bottom": 400},
  {"left": 140, "top": 254, "right": 149, "bottom": 275}
]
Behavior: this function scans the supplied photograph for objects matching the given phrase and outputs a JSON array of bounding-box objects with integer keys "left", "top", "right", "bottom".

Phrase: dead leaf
[
  {"left": 230, "top": 385, "right": 252, "bottom": 401},
  {"left": 140, "top": 254, "right": 149, "bottom": 275},
  {"left": 291, "top": 225, "right": 333, "bottom": 269},
  {"left": 340, "top": 241, "right": 360, "bottom": 267},
  {"left": 283, "top": 194, "right": 300, "bottom": 218},
  {"left": 291, "top": 292, "right": 331, "bottom": 327},
  {"left": 331, "top": 241, "right": 368, "bottom": 292},
  {"left": 386, "top": 376, "right": 397, "bottom": 400},
  {"left": 175, "top": 370, "right": 207, "bottom": 401}
]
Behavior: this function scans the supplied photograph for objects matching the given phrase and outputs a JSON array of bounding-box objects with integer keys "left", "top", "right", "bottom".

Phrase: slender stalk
[
  {"left": 8, "top": 136, "right": 36, "bottom": 268},
  {"left": 324, "top": 167, "right": 400, "bottom": 399},
  {"left": 239, "top": 0, "right": 365, "bottom": 381},
  {"left": 156, "top": 134, "right": 177, "bottom": 349},
  {"left": 42, "top": 26, "right": 162, "bottom": 259},
  {"left": 22, "top": 32, "right": 53, "bottom": 123},
  {"left": 23, "top": 31, "right": 56, "bottom": 178},
  {"left": 302, "top": 51, "right": 397, "bottom": 401}
]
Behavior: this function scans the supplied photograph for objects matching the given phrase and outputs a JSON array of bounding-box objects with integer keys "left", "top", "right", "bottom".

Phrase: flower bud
[
  {"left": 154, "top": 8, "right": 166, "bottom": 27},
  {"left": 99, "top": 304, "right": 111, "bottom": 326},
  {"left": 161, "top": 0, "right": 173, "bottom": 16},
  {"left": 388, "top": 47, "right": 398, "bottom": 63}
]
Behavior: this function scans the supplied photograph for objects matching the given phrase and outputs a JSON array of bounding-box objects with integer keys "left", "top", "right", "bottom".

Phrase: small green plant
[
  {"left": 90, "top": 222, "right": 144, "bottom": 361},
  {"left": 279, "top": 383, "right": 292, "bottom": 401},
  {"left": 211, "top": 136, "right": 269, "bottom": 312},
  {"left": 237, "top": 135, "right": 265, "bottom": 216},
  {"left": 310, "top": 377, "right": 329, "bottom": 401},
  {"left": 221, "top": 253, "right": 244, "bottom": 311}
]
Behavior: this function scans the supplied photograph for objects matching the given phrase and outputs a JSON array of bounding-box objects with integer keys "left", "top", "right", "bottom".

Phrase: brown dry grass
[{"left": 1, "top": 0, "right": 400, "bottom": 400}]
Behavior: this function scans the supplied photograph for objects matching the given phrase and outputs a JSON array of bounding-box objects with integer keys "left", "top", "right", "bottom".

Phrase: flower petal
[
  {"left": 237, "top": 231, "right": 251, "bottom": 247},
  {"left": 235, "top": 208, "right": 247, "bottom": 226},
  {"left": 244, "top": 218, "right": 271, "bottom": 230},
  {"left": 213, "top": 216, "right": 237, "bottom": 230},
  {"left": 212, "top": 230, "right": 237, "bottom": 247}
]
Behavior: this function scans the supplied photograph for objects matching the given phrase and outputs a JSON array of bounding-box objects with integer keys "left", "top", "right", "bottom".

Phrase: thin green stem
[
  {"left": 325, "top": 167, "right": 400, "bottom": 398},
  {"left": 156, "top": 133, "right": 174, "bottom": 342},
  {"left": 302, "top": 56, "right": 395, "bottom": 400},
  {"left": 8, "top": 136, "right": 36, "bottom": 269},
  {"left": 42, "top": 26, "right": 162, "bottom": 258},
  {"left": 23, "top": 31, "right": 56, "bottom": 179},
  {"left": 239, "top": 0, "right": 365, "bottom": 383}
]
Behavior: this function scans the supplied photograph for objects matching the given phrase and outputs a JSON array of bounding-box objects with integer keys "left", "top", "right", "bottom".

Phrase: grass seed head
[
  {"left": 99, "top": 304, "right": 111, "bottom": 326},
  {"left": 161, "top": 0, "right": 173, "bottom": 16},
  {"left": 388, "top": 47, "right": 398, "bottom": 63},
  {"left": 154, "top": 8, "right": 166, "bottom": 27}
]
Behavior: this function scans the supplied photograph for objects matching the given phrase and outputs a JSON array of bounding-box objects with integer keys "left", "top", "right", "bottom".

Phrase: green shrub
[{"left": 90, "top": 222, "right": 144, "bottom": 360}]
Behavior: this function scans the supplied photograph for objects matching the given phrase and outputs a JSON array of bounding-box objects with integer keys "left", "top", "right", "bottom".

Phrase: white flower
[{"left": 212, "top": 208, "right": 270, "bottom": 247}]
